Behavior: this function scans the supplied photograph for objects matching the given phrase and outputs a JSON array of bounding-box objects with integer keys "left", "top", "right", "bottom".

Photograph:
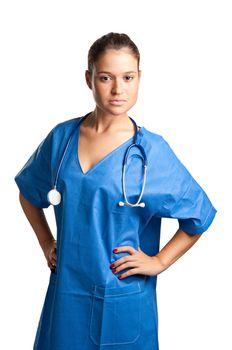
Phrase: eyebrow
[{"left": 97, "top": 71, "right": 137, "bottom": 75}]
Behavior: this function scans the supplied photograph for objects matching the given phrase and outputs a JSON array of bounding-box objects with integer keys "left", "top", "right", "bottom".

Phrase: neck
[{"left": 84, "top": 109, "right": 133, "bottom": 133}]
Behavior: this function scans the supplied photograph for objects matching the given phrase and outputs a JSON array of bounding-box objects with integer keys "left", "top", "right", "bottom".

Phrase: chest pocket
[
  {"left": 110, "top": 203, "right": 142, "bottom": 254},
  {"left": 90, "top": 281, "right": 145, "bottom": 345},
  {"left": 109, "top": 154, "right": 151, "bottom": 252}
]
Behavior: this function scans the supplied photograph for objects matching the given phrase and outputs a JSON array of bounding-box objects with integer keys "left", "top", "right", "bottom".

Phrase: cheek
[
  {"left": 129, "top": 86, "right": 139, "bottom": 100},
  {"left": 93, "top": 83, "right": 109, "bottom": 98}
]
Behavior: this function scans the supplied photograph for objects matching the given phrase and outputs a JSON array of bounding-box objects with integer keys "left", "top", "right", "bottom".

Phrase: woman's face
[{"left": 85, "top": 48, "right": 141, "bottom": 117}]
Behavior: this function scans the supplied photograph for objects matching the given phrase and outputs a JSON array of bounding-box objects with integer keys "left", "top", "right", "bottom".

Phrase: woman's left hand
[{"left": 110, "top": 246, "right": 166, "bottom": 279}]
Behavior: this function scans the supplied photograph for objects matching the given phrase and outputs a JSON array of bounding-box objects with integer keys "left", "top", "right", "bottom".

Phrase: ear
[
  {"left": 85, "top": 70, "right": 92, "bottom": 90},
  {"left": 138, "top": 70, "right": 142, "bottom": 81}
]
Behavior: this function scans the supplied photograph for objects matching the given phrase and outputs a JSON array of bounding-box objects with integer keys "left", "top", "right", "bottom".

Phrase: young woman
[{"left": 15, "top": 32, "right": 217, "bottom": 350}]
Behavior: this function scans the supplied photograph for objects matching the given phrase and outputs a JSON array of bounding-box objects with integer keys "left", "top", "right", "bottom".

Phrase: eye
[
  {"left": 99, "top": 76, "right": 111, "bottom": 81},
  {"left": 124, "top": 76, "right": 134, "bottom": 81}
]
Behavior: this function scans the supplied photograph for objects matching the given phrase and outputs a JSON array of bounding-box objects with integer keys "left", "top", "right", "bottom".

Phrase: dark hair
[{"left": 87, "top": 32, "right": 140, "bottom": 76}]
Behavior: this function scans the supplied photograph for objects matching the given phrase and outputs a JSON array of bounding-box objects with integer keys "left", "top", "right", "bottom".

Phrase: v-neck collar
[{"left": 76, "top": 123, "right": 144, "bottom": 176}]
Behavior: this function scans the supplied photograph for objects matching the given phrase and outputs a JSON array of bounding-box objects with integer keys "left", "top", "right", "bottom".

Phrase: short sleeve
[
  {"left": 14, "top": 129, "right": 54, "bottom": 209},
  {"left": 159, "top": 139, "right": 217, "bottom": 235}
]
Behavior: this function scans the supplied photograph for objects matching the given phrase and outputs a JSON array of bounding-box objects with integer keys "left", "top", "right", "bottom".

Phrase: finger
[
  {"left": 49, "top": 249, "right": 57, "bottom": 259},
  {"left": 51, "top": 252, "right": 57, "bottom": 261},
  {"left": 47, "top": 255, "right": 56, "bottom": 267},
  {"left": 117, "top": 268, "right": 140, "bottom": 280},
  {"left": 113, "top": 246, "right": 137, "bottom": 255},
  {"left": 51, "top": 247, "right": 57, "bottom": 255},
  {"left": 48, "top": 262, "right": 55, "bottom": 270},
  {"left": 111, "top": 256, "right": 137, "bottom": 269},
  {"left": 50, "top": 263, "right": 56, "bottom": 270},
  {"left": 50, "top": 256, "right": 56, "bottom": 265},
  {"left": 112, "top": 261, "right": 139, "bottom": 274}
]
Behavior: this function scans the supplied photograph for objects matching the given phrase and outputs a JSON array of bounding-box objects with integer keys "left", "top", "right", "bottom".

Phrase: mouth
[{"left": 109, "top": 100, "right": 127, "bottom": 105}]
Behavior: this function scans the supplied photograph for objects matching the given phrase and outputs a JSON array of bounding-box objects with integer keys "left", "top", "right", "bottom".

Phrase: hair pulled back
[{"left": 87, "top": 32, "right": 140, "bottom": 75}]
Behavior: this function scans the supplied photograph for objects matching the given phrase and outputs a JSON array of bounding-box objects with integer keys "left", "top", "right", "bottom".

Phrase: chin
[
  {"left": 109, "top": 109, "right": 130, "bottom": 116},
  {"left": 108, "top": 104, "right": 133, "bottom": 114}
]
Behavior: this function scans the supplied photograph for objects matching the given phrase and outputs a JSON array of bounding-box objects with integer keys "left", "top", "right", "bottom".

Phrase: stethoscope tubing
[{"left": 48, "top": 112, "right": 147, "bottom": 207}]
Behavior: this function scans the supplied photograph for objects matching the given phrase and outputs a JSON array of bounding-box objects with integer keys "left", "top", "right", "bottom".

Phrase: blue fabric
[{"left": 14, "top": 114, "right": 217, "bottom": 350}]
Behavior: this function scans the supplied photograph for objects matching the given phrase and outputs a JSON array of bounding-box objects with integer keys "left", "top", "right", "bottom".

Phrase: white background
[{"left": 1, "top": 1, "right": 231, "bottom": 349}]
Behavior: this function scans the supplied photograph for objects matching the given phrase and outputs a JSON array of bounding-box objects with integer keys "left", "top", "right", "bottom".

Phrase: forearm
[
  {"left": 19, "top": 192, "right": 55, "bottom": 252},
  {"left": 153, "top": 228, "right": 202, "bottom": 272}
]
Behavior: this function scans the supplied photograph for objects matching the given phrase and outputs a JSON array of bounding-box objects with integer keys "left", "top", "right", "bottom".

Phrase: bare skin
[
  {"left": 78, "top": 112, "right": 137, "bottom": 173},
  {"left": 18, "top": 48, "right": 202, "bottom": 276}
]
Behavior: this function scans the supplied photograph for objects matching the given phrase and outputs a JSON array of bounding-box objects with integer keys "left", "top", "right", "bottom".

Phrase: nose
[{"left": 111, "top": 78, "right": 123, "bottom": 95}]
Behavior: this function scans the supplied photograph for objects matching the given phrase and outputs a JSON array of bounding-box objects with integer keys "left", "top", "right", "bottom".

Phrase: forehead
[{"left": 93, "top": 48, "right": 138, "bottom": 73}]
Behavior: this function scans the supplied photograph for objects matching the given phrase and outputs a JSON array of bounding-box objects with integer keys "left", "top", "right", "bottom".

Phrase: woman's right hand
[{"left": 43, "top": 239, "right": 57, "bottom": 271}]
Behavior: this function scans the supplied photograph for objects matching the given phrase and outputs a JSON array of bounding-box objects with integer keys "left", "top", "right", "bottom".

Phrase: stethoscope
[{"left": 47, "top": 112, "right": 148, "bottom": 208}]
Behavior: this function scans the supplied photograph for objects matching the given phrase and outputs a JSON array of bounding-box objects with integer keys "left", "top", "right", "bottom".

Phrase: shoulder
[
  {"left": 49, "top": 116, "right": 82, "bottom": 138},
  {"left": 142, "top": 126, "right": 173, "bottom": 155},
  {"left": 36, "top": 116, "right": 82, "bottom": 159},
  {"left": 41, "top": 116, "right": 82, "bottom": 146},
  {"left": 142, "top": 127, "right": 163, "bottom": 141},
  {"left": 141, "top": 126, "right": 187, "bottom": 172}
]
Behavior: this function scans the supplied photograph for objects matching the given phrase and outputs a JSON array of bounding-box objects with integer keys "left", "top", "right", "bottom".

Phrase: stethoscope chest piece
[{"left": 47, "top": 188, "right": 61, "bottom": 206}]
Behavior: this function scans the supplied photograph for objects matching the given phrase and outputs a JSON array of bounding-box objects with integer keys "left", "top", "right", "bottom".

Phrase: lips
[
  {"left": 109, "top": 100, "right": 127, "bottom": 102},
  {"left": 109, "top": 100, "right": 127, "bottom": 106}
]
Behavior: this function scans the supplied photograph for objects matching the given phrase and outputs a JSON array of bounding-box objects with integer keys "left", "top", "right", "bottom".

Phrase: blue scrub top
[{"left": 15, "top": 114, "right": 217, "bottom": 350}]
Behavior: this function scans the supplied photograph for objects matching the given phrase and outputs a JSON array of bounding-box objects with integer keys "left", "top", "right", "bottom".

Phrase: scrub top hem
[
  {"left": 14, "top": 177, "right": 50, "bottom": 209},
  {"left": 179, "top": 205, "right": 217, "bottom": 235}
]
